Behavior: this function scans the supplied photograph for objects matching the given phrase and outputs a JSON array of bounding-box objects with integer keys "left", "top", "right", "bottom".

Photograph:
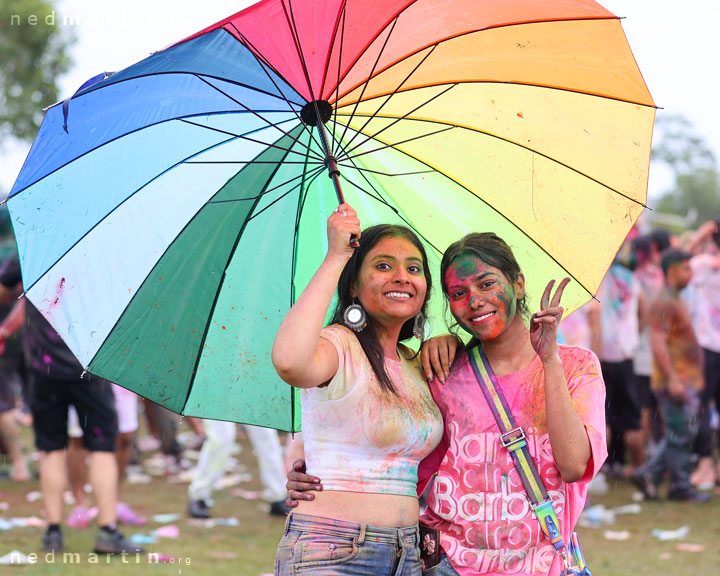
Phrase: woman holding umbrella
[
  {"left": 271, "top": 203, "right": 444, "bottom": 575},
  {"left": 286, "top": 231, "right": 607, "bottom": 575}
]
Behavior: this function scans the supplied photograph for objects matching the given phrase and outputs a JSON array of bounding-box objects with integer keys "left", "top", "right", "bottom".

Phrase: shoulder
[
  {"left": 558, "top": 345, "right": 602, "bottom": 379},
  {"left": 320, "top": 323, "right": 357, "bottom": 350}
]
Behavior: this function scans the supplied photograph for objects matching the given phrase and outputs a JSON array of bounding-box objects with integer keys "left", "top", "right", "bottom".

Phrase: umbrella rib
[
  {"left": 338, "top": 81, "right": 456, "bottom": 160},
  {"left": 247, "top": 168, "right": 323, "bottom": 223},
  {"left": 337, "top": 161, "right": 443, "bottom": 256},
  {"left": 10, "top": 106, "right": 302, "bottom": 199},
  {"left": 195, "top": 74, "right": 320, "bottom": 159},
  {"left": 349, "top": 135, "right": 597, "bottom": 297},
  {"left": 332, "top": 16, "right": 634, "bottom": 105},
  {"left": 287, "top": 135, "right": 321, "bottom": 432},
  {"left": 179, "top": 118, "right": 324, "bottom": 162},
  {"left": 337, "top": 110, "right": 647, "bottom": 208},
  {"left": 337, "top": 164, "right": 434, "bottom": 177},
  {"left": 339, "top": 43, "right": 439, "bottom": 155},
  {"left": 329, "top": 6, "right": 348, "bottom": 156},
  {"left": 335, "top": 16, "right": 400, "bottom": 150},
  {"left": 180, "top": 134, "right": 306, "bottom": 416},
  {"left": 330, "top": 0, "right": 423, "bottom": 98},
  {"left": 207, "top": 166, "right": 323, "bottom": 204},
  {"left": 229, "top": 23, "right": 326, "bottom": 154},
  {"left": 16, "top": 131, "right": 242, "bottom": 295},
  {"left": 282, "top": 0, "right": 318, "bottom": 103},
  {"left": 320, "top": 0, "right": 348, "bottom": 100},
  {"left": 337, "top": 124, "right": 456, "bottom": 160}
]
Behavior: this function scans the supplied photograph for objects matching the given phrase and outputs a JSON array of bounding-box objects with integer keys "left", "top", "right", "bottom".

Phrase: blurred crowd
[{"left": 560, "top": 217, "right": 720, "bottom": 502}]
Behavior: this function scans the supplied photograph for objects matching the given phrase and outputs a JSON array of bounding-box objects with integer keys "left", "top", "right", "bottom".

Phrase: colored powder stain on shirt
[{"left": 301, "top": 325, "right": 443, "bottom": 496}]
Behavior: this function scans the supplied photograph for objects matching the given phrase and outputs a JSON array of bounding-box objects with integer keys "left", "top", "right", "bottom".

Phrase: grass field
[{"left": 2, "top": 429, "right": 719, "bottom": 575}]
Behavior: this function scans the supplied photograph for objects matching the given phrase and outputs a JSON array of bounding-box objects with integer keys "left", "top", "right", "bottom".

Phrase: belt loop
[
  {"left": 357, "top": 523, "right": 366, "bottom": 545},
  {"left": 283, "top": 512, "right": 292, "bottom": 536}
]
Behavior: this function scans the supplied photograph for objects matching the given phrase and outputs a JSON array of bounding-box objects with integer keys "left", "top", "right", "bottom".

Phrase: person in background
[
  {"left": 65, "top": 385, "right": 147, "bottom": 528},
  {"left": 188, "top": 421, "right": 290, "bottom": 519},
  {"left": 632, "top": 235, "right": 667, "bottom": 456},
  {"left": 596, "top": 247, "right": 644, "bottom": 476},
  {"left": 0, "top": 255, "right": 144, "bottom": 555},
  {"left": 631, "top": 249, "right": 710, "bottom": 502},
  {"left": 0, "top": 287, "right": 30, "bottom": 482},
  {"left": 683, "top": 219, "right": 720, "bottom": 490}
]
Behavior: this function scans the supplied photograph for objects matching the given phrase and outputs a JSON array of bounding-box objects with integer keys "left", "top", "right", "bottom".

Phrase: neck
[
  {"left": 480, "top": 313, "right": 536, "bottom": 376},
  {"left": 375, "top": 322, "right": 403, "bottom": 360}
]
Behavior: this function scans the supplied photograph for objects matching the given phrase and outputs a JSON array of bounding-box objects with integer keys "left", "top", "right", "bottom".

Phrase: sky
[{"left": 2, "top": 0, "right": 719, "bottom": 202}]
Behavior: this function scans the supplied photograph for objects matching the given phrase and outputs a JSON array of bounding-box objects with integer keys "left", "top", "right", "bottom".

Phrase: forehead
[
  {"left": 364, "top": 235, "right": 422, "bottom": 260},
  {"left": 444, "top": 254, "right": 501, "bottom": 283}
]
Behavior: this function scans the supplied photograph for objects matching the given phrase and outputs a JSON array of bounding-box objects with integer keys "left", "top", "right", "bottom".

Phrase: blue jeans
[
  {"left": 422, "top": 554, "right": 460, "bottom": 576},
  {"left": 275, "top": 513, "right": 422, "bottom": 575}
]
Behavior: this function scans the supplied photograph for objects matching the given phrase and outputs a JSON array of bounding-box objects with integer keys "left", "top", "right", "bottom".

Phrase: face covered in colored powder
[
  {"left": 444, "top": 254, "right": 523, "bottom": 341},
  {"left": 353, "top": 236, "right": 427, "bottom": 330}
]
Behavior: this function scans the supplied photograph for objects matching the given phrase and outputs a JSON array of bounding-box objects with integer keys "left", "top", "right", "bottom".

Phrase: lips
[
  {"left": 470, "top": 311, "right": 495, "bottom": 323},
  {"left": 384, "top": 291, "right": 412, "bottom": 299}
]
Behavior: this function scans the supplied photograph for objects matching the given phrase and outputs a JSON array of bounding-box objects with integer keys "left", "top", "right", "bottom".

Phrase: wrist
[{"left": 541, "top": 353, "right": 563, "bottom": 369}]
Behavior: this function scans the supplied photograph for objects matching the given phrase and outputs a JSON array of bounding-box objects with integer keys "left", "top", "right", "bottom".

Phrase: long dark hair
[
  {"left": 329, "top": 224, "right": 432, "bottom": 394},
  {"left": 440, "top": 232, "right": 528, "bottom": 340}
]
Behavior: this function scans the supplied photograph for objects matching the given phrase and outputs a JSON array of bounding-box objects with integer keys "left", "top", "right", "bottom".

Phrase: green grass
[
  {"left": 2, "top": 431, "right": 719, "bottom": 575},
  {"left": 576, "top": 477, "right": 720, "bottom": 575}
]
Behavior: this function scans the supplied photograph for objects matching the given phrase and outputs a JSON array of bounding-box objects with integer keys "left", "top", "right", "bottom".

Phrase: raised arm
[
  {"left": 271, "top": 204, "right": 361, "bottom": 388},
  {"left": 531, "top": 279, "right": 591, "bottom": 483}
]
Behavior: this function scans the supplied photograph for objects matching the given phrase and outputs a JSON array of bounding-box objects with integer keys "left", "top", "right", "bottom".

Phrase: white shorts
[{"left": 67, "top": 384, "right": 138, "bottom": 437}]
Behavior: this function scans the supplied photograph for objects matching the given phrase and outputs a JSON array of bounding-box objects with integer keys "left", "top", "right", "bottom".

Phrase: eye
[
  {"left": 408, "top": 264, "right": 422, "bottom": 274},
  {"left": 481, "top": 279, "right": 495, "bottom": 289},
  {"left": 450, "top": 289, "right": 465, "bottom": 299},
  {"left": 376, "top": 262, "right": 391, "bottom": 270}
]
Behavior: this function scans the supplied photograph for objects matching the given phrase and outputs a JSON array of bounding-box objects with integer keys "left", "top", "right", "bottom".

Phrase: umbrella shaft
[{"left": 314, "top": 117, "right": 344, "bottom": 204}]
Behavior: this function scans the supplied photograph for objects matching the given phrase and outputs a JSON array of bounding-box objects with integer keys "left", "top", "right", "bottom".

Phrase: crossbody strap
[{"left": 467, "top": 346, "right": 588, "bottom": 574}]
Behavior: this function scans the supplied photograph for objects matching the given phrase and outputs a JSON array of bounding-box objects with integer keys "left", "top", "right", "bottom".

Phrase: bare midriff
[{"left": 293, "top": 490, "right": 419, "bottom": 527}]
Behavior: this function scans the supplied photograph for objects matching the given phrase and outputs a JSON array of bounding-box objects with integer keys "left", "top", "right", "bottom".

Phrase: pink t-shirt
[
  {"left": 688, "top": 253, "right": 720, "bottom": 353},
  {"left": 418, "top": 346, "right": 606, "bottom": 576},
  {"left": 598, "top": 265, "right": 639, "bottom": 362}
]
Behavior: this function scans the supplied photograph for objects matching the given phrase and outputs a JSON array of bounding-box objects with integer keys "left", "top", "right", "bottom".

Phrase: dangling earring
[
  {"left": 412, "top": 312, "right": 426, "bottom": 340},
  {"left": 344, "top": 299, "right": 367, "bottom": 332}
]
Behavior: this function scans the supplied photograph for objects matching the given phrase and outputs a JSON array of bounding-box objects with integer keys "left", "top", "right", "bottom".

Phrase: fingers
[
  {"left": 287, "top": 489, "right": 315, "bottom": 502},
  {"left": 429, "top": 343, "right": 444, "bottom": 383},
  {"left": 420, "top": 344, "right": 435, "bottom": 381},
  {"left": 540, "top": 280, "right": 555, "bottom": 310},
  {"left": 550, "top": 277, "right": 571, "bottom": 308},
  {"left": 292, "top": 459, "right": 307, "bottom": 474}
]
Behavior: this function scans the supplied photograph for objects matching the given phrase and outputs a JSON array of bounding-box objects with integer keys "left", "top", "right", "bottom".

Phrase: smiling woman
[{"left": 270, "top": 203, "right": 445, "bottom": 575}]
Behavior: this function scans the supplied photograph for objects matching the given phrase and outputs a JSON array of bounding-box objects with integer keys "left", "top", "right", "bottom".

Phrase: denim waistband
[{"left": 285, "top": 513, "right": 420, "bottom": 547}]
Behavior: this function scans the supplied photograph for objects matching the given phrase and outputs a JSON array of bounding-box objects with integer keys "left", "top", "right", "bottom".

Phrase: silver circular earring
[
  {"left": 412, "top": 312, "right": 426, "bottom": 340},
  {"left": 344, "top": 300, "right": 367, "bottom": 332}
]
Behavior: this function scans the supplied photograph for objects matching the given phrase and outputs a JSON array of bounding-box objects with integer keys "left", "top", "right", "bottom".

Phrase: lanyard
[{"left": 467, "top": 346, "right": 590, "bottom": 575}]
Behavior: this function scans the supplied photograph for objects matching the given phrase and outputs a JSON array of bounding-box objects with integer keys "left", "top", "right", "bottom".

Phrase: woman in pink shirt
[{"left": 288, "top": 232, "right": 607, "bottom": 576}]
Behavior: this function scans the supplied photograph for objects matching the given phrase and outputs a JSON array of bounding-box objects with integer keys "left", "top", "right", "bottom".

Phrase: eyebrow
[
  {"left": 446, "top": 270, "right": 495, "bottom": 288},
  {"left": 371, "top": 254, "right": 423, "bottom": 263}
]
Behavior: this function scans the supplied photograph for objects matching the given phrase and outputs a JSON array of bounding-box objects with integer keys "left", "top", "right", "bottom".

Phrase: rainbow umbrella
[{"left": 6, "top": 0, "right": 654, "bottom": 431}]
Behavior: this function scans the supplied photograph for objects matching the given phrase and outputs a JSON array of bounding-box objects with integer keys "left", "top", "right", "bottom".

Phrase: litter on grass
[
  {"left": 652, "top": 526, "right": 690, "bottom": 541},
  {"left": 603, "top": 530, "right": 630, "bottom": 541}
]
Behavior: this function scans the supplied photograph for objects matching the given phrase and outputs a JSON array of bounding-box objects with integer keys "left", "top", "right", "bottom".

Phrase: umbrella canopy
[{"left": 6, "top": 0, "right": 654, "bottom": 431}]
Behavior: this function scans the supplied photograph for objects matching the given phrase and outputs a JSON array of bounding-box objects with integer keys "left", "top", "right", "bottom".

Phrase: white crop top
[{"left": 301, "top": 324, "right": 443, "bottom": 497}]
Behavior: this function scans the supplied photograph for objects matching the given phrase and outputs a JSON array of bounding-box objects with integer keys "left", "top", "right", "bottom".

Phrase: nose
[
  {"left": 468, "top": 289, "right": 484, "bottom": 309},
  {"left": 393, "top": 267, "right": 410, "bottom": 283}
]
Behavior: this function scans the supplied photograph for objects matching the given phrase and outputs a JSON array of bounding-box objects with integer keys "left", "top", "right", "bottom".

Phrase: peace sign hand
[{"left": 530, "top": 278, "right": 571, "bottom": 363}]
